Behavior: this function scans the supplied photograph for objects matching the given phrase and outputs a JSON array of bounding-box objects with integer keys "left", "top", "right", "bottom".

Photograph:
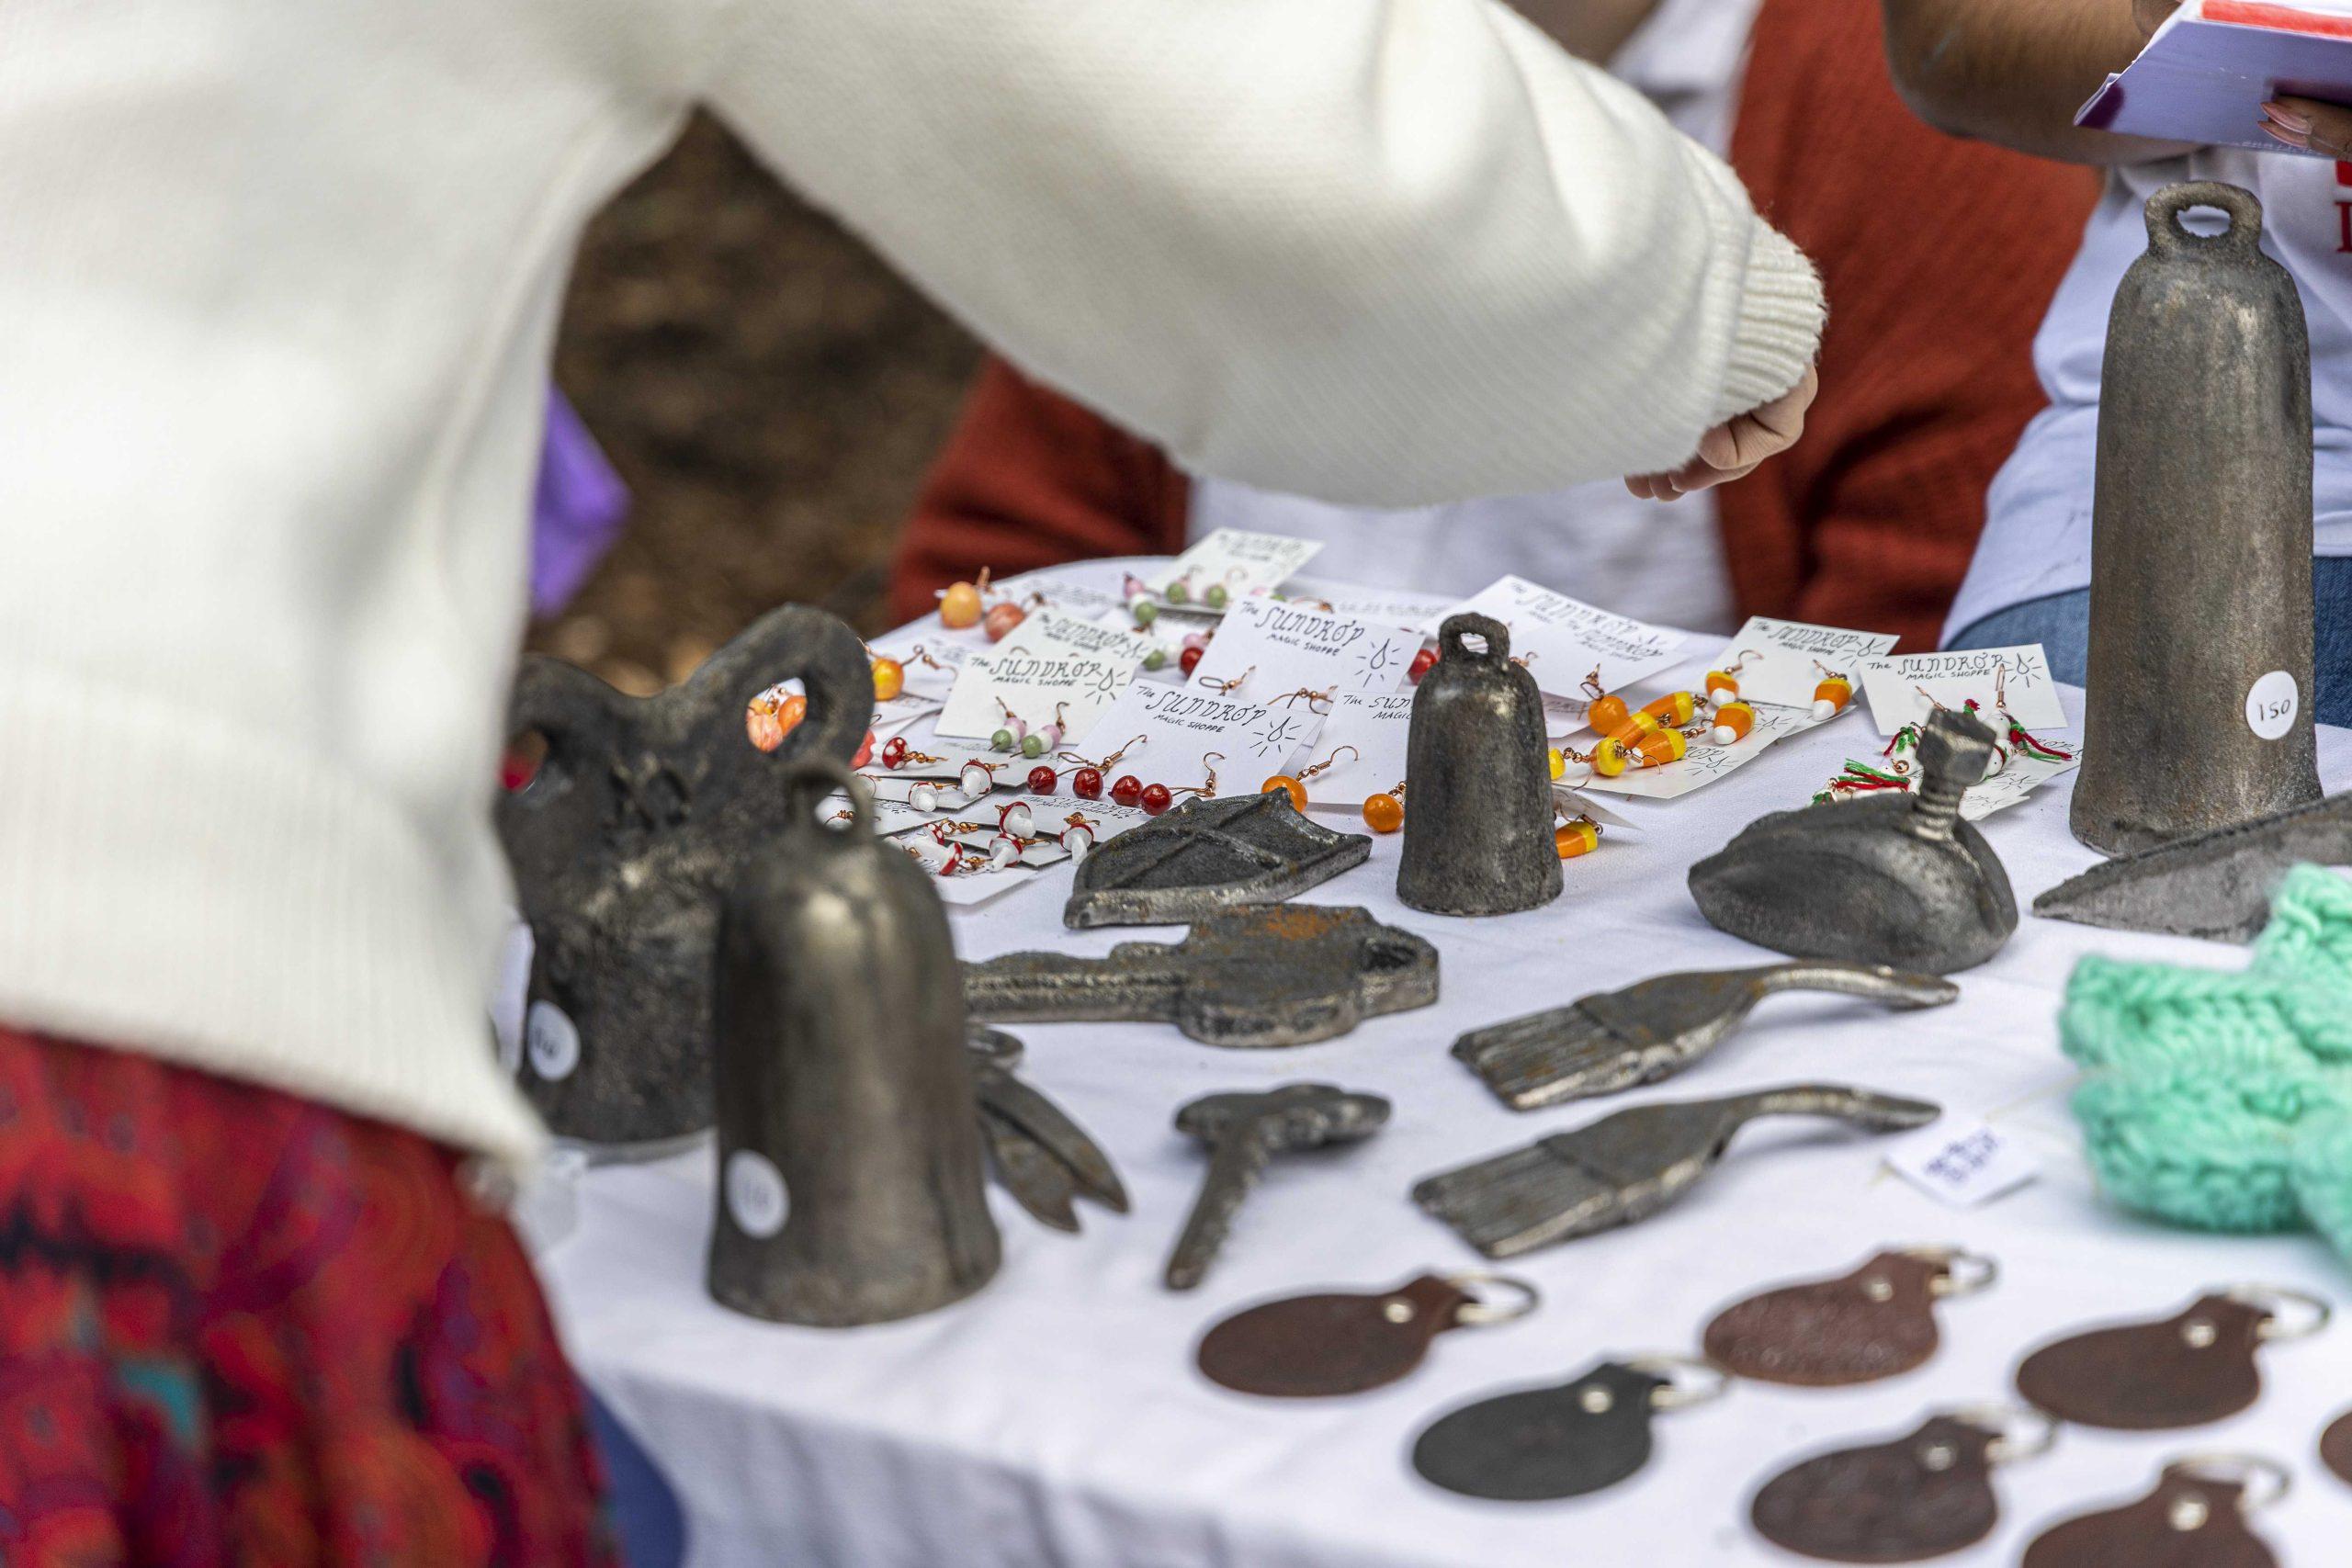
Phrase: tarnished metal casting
[
  {"left": 1163, "top": 1083, "right": 1390, "bottom": 1290},
  {"left": 706, "top": 761, "right": 1000, "bottom": 1327},
  {"left": 1453, "top": 963, "right": 1958, "bottom": 1109},
  {"left": 1396, "top": 613, "right": 1561, "bottom": 917},
  {"left": 2075, "top": 181, "right": 2320, "bottom": 856},
  {"left": 1064, "top": 792, "right": 1371, "bottom": 929},
  {"left": 499, "top": 603, "right": 870, "bottom": 1148},
  {"left": 965, "top": 905, "right": 1437, "bottom": 1047},
  {"left": 1689, "top": 708, "right": 2018, "bottom": 975}
]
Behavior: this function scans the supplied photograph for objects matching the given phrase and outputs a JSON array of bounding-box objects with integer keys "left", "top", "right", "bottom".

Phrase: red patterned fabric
[{"left": 0, "top": 1025, "right": 617, "bottom": 1567}]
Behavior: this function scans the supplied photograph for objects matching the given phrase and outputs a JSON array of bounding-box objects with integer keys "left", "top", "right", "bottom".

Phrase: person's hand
[
  {"left": 1624, "top": 366, "right": 1817, "bottom": 502},
  {"left": 2262, "top": 95, "right": 2352, "bottom": 156}
]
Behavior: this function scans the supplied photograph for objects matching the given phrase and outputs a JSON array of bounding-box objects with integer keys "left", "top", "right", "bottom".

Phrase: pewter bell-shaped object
[
  {"left": 1397, "top": 613, "right": 1561, "bottom": 916},
  {"left": 707, "top": 758, "right": 1001, "bottom": 1327},
  {"left": 1688, "top": 707, "right": 2017, "bottom": 976},
  {"left": 496, "top": 604, "right": 871, "bottom": 1152},
  {"left": 2074, "top": 181, "right": 2321, "bottom": 855}
]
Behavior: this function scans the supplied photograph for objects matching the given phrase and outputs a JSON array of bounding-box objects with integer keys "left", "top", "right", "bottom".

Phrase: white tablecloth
[{"left": 541, "top": 563, "right": 2352, "bottom": 1566}]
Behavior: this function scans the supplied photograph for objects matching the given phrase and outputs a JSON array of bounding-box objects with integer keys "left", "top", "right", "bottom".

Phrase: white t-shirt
[
  {"left": 1184, "top": 0, "right": 1767, "bottom": 633},
  {"left": 1946, "top": 148, "right": 2352, "bottom": 638}
]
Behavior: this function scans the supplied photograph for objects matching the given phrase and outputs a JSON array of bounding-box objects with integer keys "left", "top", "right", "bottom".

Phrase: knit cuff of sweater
[{"left": 1706, "top": 220, "right": 1826, "bottom": 426}]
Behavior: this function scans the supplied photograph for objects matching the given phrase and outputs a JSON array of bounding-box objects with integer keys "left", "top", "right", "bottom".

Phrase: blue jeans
[{"left": 1950, "top": 558, "right": 2352, "bottom": 728}]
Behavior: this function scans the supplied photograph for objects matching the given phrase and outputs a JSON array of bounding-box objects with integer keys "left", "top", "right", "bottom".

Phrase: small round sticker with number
[
  {"left": 725, "top": 1149, "right": 789, "bottom": 1238},
  {"left": 2246, "top": 670, "right": 2300, "bottom": 740},
  {"left": 526, "top": 1000, "right": 580, "bottom": 1081}
]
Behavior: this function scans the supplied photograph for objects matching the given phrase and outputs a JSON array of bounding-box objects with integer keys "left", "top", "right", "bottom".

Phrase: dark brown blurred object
[{"left": 537, "top": 114, "right": 981, "bottom": 685}]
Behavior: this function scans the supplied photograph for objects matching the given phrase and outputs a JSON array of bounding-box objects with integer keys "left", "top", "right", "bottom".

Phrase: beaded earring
[
  {"left": 1555, "top": 811, "right": 1602, "bottom": 860},
  {"left": 992, "top": 700, "right": 1072, "bottom": 758},
  {"left": 1261, "top": 745, "right": 1361, "bottom": 811},
  {"left": 1053, "top": 733, "right": 1148, "bottom": 800},
  {"left": 1704, "top": 649, "right": 1762, "bottom": 705},
  {"left": 1812, "top": 660, "right": 1856, "bottom": 721},
  {"left": 1136, "top": 752, "right": 1225, "bottom": 817},
  {"left": 1363, "top": 782, "right": 1406, "bottom": 834}
]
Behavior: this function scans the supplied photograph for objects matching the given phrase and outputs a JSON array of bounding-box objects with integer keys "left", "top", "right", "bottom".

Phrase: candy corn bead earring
[
  {"left": 1554, "top": 812, "right": 1601, "bottom": 860},
  {"left": 1709, "top": 701, "right": 1756, "bottom": 745},
  {"left": 1261, "top": 746, "right": 1359, "bottom": 812},
  {"left": 1704, "top": 649, "right": 1760, "bottom": 705},
  {"left": 1811, "top": 660, "right": 1855, "bottom": 722}
]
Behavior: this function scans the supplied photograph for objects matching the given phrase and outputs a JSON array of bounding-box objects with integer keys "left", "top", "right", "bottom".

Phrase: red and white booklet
[{"left": 2079, "top": 0, "right": 2352, "bottom": 150}]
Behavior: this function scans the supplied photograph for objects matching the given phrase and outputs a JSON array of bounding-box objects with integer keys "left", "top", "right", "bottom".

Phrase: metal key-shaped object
[
  {"left": 965, "top": 1027, "right": 1127, "bottom": 1234},
  {"left": 965, "top": 906, "right": 1437, "bottom": 1047},
  {"left": 1690, "top": 708, "right": 2018, "bottom": 976},
  {"left": 1411, "top": 1354, "right": 1725, "bottom": 1501},
  {"left": 1412, "top": 1085, "right": 1939, "bottom": 1260},
  {"left": 1064, "top": 793, "right": 1372, "bottom": 929},
  {"left": 1454, "top": 963, "right": 1958, "bottom": 1110},
  {"left": 1164, "top": 1084, "right": 1389, "bottom": 1291},
  {"left": 2016, "top": 1287, "right": 2330, "bottom": 1430},
  {"left": 1703, "top": 1247, "right": 1996, "bottom": 1388},
  {"left": 2023, "top": 1455, "right": 2287, "bottom": 1568},
  {"left": 1195, "top": 1271, "right": 1536, "bottom": 1397},
  {"left": 1750, "top": 1405, "right": 2054, "bottom": 1563},
  {"left": 2033, "top": 791, "right": 2352, "bottom": 943}
]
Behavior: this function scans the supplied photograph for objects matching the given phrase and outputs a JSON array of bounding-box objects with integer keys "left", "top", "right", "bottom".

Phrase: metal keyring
[
  {"left": 1444, "top": 1272, "right": 1540, "bottom": 1326},
  {"left": 1947, "top": 1403, "right": 2057, "bottom": 1466},
  {"left": 2165, "top": 1452, "right": 2293, "bottom": 1514},
  {"left": 1624, "top": 1353, "right": 1730, "bottom": 1411},
  {"left": 2223, "top": 1283, "right": 2333, "bottom": 1341},
  {"left": 1908, "top": 1246, "right": 1999, "bottom": 1299},
  {"left": 965, "top": 1024, "right": 1024, "bottom": 1068}
]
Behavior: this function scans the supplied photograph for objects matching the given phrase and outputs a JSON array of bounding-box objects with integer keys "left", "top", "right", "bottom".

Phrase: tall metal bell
[
  {"left": 707, "top": 759, "right": 1001, "bottom": 1327},
  {"left": 1397, "top": 613, "right": 1561, "bottom": 916},
  {"left": 496, "top": 604, "right": 870, "bottom": 1151},
  {"left": 2074, "top": 181, "right": 2321, "bottom": 856}
]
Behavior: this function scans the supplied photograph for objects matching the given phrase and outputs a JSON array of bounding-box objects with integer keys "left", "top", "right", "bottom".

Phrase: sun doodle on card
[{"left": 1245, "top": 710, "right": 1312, "bottom": 760}]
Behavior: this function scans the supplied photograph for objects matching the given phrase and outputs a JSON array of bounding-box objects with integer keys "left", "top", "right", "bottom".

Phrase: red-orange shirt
[{"left": 890, "top": 0, "right": 2098, "bottom": 650}]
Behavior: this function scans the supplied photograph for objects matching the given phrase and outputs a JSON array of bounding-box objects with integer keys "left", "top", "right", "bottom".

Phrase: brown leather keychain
[
  {"left": 1749, "top": 1404, "right": 2054, "bottom": 1563},
  {"left": 2015, "top": 1285, "right": 2330, "bottom": 1430},
  {"left": 1196, "top": 1272, "right": 1538, "bottom": 1397},
  {"left": 2323, "top": 1407, "right": 2352, "bottom": 1486},
  {"left": 1702, "top": 1247, "right": 1996, "bottom": 1387},
  {"left": 2021, "top": 1455, "right": 2288, "bottom": 1568}
]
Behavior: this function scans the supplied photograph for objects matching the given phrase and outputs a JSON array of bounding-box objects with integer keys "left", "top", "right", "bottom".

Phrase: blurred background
[{"left": 534, "top": 114, "right": 980, "bottom": 692}]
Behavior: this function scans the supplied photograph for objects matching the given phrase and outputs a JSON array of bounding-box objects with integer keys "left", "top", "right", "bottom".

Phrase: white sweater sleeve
[{"left": 695, "top": 0, "right": 1822, "bottom": 505}]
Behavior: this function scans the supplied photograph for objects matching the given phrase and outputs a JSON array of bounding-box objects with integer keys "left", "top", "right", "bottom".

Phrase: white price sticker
[
  {"left": 2246, "top": 670, "right": 2300, "bottom": 741},
  {"left": 1884, "top": 1117, "right": 2038, "bottom": 1209},
  {"left": 724, "top": 1149, "right": 790, "bottom": 1238},
  {"left": 526, "top": 1000, "right": 581, "bottom": 1082}
]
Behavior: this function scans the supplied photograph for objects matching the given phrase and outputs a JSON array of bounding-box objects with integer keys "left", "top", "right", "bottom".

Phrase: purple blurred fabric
[{"left": 531, "top": 390, "right": 631, "bottom": 616}]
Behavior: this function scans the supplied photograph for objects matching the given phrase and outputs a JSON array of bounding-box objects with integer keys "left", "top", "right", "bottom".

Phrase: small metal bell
[
  {"left": 1396, "top": 613, "right": 1561, "bottom": 916},
  {"left": 707, "top": 759, "right": 1001, "bottom": 1327},
  {"left": 497, "top": 604, "right": 871, "bottom": 1151},
  {"left": 2074, "top": 181, "right": 2321, "bottom": 855}
]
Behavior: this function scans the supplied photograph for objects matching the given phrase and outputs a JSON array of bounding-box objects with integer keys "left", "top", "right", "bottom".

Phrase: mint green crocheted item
[{"left": 2061, "top": 865, "right": 2352, "bottom": 1257}]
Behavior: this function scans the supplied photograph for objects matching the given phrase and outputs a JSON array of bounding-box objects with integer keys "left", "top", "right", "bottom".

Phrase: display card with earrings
[
  {"left": 1423, "top": 575, "right": 1691, "bottom": 707},
  {"left": 933, "top": 637, "right": 1144, "bottom": 745},
  {"left": 1701, "top": 617, "right": 1898, "bottom": 711},
  {"left": 1858, "top": 643, "right": 2068, "bottom": 737},
  {"left": 1143, "top": 527, "right": 1324, "bottom": 606},
  {"left": 1181, "top": 595, "right": 1419, "bottom": 702}
]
